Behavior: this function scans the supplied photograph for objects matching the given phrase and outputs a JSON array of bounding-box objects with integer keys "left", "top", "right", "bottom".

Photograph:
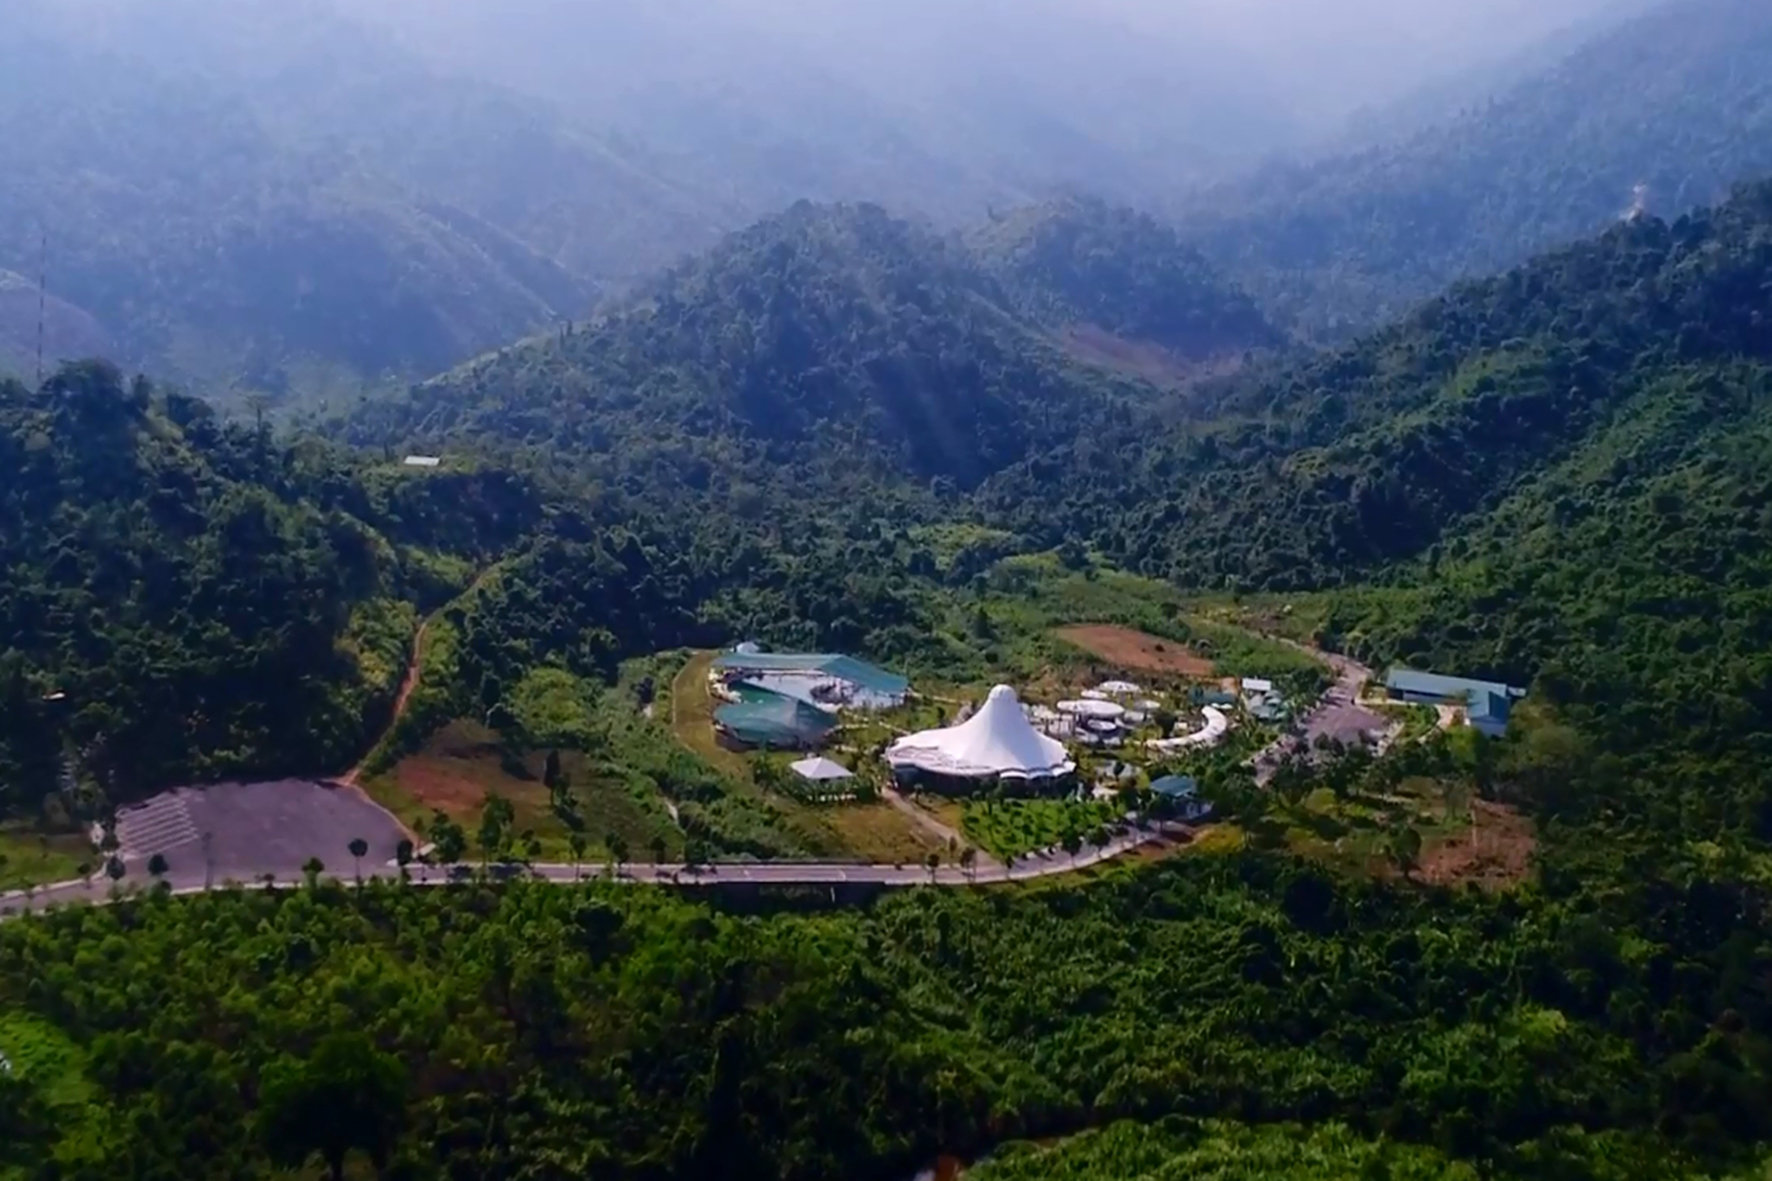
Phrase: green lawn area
[
  {"left": 0, "top": 824, "right": 90, "bottom": 892},
  {"left": 960, "top": 797, "right": 1126, "bottom": 861}
]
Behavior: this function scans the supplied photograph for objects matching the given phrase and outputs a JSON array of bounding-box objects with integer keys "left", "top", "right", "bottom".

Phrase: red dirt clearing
[
  {"left": 1418, "top": 801, "right": 1536, "bottom": 889},
  {"left": 1054, "top": 624, "right": 1215, "bottom": 677}
]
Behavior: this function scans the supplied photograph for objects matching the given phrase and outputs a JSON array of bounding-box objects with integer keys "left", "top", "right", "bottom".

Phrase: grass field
[{"left": 0, "top": 823, "right": 90, "bottom": 891}]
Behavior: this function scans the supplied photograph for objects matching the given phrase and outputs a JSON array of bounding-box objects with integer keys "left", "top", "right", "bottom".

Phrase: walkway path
[{"left": 882, "top": 788, "right": 981, "bottom": 858}]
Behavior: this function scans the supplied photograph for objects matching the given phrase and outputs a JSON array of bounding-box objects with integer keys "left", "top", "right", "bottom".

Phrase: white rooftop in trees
[
  {"left": 886, "top": 686, "right": 1076, "bottom": 780},
  {"left": 790, "top": 756, "right": 854, "bottom": 782},
  {"left": 1057, "top": 699, "right": 1125, "bottom": 721},
  {"left": 402, "top": 455, "right": 441, "bottom": 467},
  {"left": 1097, "top": 680, "right": 1142, "bottom": 695}
]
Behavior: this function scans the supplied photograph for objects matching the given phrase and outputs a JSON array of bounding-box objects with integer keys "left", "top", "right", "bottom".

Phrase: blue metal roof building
[
  {"left": 1384, "top": 668, "right": 1526, "bottom": 737},
  {"left": 712, "top": 652, "right": 909, "bottom": 701}
]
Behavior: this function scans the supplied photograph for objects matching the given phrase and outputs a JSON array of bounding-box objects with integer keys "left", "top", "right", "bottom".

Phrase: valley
[{"left": 5, "top": 2, "right": 1772, "bottom": 1178}]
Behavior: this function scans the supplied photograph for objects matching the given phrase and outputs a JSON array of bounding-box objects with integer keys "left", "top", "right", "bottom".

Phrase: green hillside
[
  {"left": 0, "top": 361, "right": 553, "bottom": 804},
  {"left": 345, "top": 202, "right": 1232, "bottom": 500},
  {"left": 971, "top": 198, "right": 1282, "bottom": 363},
  {"left": 1178, "top": 0, "right": 1772, "bottom": 338},
  {"left": 972, "top": 180, "right": 1772, "bottom": 847}
]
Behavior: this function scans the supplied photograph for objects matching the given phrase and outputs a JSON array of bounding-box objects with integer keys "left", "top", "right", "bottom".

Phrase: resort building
[
  {"left": 711, "top": 651, "right": 909, "bottom": 711},
  {"left": 714, "top": 686, "right": 839, "bottom": 750},
  {"left": 1384, "top": 668, "right": 1527, "bottom": 738}
]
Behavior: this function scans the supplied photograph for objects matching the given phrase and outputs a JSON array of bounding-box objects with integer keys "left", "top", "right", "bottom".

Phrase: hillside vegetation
[
  {"left": 1178, "top": 0, "right": 1772, "bottom": 337},
  {"left": 5, "top": 856, "right": 1771, "bottom": 1179},
  {"left": 346, "top": 201, "right": 1275, "bottom": 499},
  {"left": 973, "top": 180, "right": 1772, "bottom": 859},
  {"left": 0, "top": 362, "right": 551, "bottom": 805}
]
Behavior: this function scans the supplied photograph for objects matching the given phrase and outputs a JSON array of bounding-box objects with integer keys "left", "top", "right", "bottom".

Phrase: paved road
[
  {"left": 1251, "top": 642, "right": 1398, "bottom": 784},
  {"left": 1, "top": 824, "right": 1168, "bottom": 916}
]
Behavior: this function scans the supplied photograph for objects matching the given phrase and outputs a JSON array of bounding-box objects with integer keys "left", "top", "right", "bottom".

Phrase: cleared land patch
[
  {"left": 1054, "top": 624, "right": 1215, "bottom": 676},
  {"left": 373, "top": 720, "right": 681, "bottom": 863}
]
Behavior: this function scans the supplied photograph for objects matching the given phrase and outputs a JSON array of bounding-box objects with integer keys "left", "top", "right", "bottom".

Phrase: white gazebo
[
  {"left": 790, "top": 756, "right": 854, "bottom": 783},
  {"left": 886, "top": 686, "right": 1076, "bottom": 782}
]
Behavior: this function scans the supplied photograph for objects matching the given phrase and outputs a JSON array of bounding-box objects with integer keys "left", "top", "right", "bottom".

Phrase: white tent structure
[
  {"left": 887, "top": 686, "right": 1075, "bottom": 781},
  {"left": 790, "top": 756, "right": 854, "bottom": 782}
]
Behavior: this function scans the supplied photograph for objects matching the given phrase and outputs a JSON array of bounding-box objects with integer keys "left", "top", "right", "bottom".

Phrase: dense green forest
[
  {"left": 1176, "top": 0, "right": 1772, "bottom": 338},
  {"left": 968, "top": 200, "right": 1280, "bottom": 361},
  {"left": 5, "top": 851, "right": 1771, "bottom": 1179},
  {"left": 0, "top": 361, "right": 553, "bottom": 809}
]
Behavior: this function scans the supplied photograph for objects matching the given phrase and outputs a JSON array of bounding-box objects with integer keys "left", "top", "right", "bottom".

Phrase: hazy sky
[{"left": 732, "top": 0, "right": 1649, "bottom": 118}]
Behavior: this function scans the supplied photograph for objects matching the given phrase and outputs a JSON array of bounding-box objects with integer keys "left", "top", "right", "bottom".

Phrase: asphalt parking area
[{"left": 114, "top": 780, "right": 407, "bottom": 884}]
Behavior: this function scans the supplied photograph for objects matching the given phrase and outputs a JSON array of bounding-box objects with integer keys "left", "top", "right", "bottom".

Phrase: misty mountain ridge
[
  {"left": 341, "top": 200, "right": 1278, "bottom": 504},
  {"left": 1176, "top": 0, "right": 1772, "bottom": 338}
]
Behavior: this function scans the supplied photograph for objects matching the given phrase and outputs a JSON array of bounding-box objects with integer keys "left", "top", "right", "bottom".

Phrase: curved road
[{"left": 1, "top": 825, "right": 1169, "bottom": 916}]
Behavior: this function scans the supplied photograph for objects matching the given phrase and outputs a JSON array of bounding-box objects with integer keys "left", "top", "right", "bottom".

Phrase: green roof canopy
[{"left": 715, "top": 690, "right": 838, "bottom": 748}]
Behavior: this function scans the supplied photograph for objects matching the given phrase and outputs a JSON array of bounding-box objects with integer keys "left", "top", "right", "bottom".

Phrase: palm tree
[
  {"left": 568, "top": 833, "right": 587, "bottom": 881},
  {"left": 959, "top": 846, "right": 978, "bottom": 884},
  {"left": 925, "top": 851, "right": 941, "bottom": 883},
  {"left": 607, "top": 833, "right": 631, "bottom": 879},
  {"left": 348, "top": 838, "right": 369, "bottom": 884},
  {"left": 147, "top": 852, "right": 169, "bottom": 885},
  {"left": 302, "top": 857, "right": 325, "bottom": 889},
  {"left": 394, "top": 839, "right": 414, "bottom": 882},
  {"left": 648, "top": 834, "right": 667, "bottom": 866}
]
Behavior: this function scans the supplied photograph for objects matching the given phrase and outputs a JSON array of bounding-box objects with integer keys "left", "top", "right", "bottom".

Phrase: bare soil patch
[
  {"left": 1057, "top": 325, "right": 1246, "bottom": 390},
  {"left": 1417, "top": 800, "right": 1536, "bottom": 889},
  {"left": 1054, "top": 624, "right": 1215, "bottom": 677}
]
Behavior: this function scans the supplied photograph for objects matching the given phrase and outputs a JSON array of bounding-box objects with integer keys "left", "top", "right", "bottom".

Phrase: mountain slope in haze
[
  {"left": 1177, "top": 0, "right": 1772, "bottom": 338},
  {"left": 972, "top": 199, "right": 1283, "bottom": 370},
  {"left": 344, "top": 202, "right": 1280, "bottom": 500},
  {"left": 352, "top": 0, "right": 1308, "bottom": 223},
  {"left": 0, "top": 0, "right": 730, "bottom": 404}
]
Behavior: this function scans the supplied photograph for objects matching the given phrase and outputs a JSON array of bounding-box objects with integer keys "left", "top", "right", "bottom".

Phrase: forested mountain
[
  {"left": 1177, "top": 0, "right": 1772, "bottom": 338},
  {"left": 971, "top": 200, "right": 1282, "bottom": 364},
  {"left": 345, "top": 202, "right": 1276, "bottom": 500},
  {"left": 980, "top": 179, "right": 1772, "bottom": 835}
]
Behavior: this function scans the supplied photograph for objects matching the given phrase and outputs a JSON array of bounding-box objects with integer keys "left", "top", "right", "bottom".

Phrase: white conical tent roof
[{"left": 886, "top": 686, "right": 1075, "bottom": 779}]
